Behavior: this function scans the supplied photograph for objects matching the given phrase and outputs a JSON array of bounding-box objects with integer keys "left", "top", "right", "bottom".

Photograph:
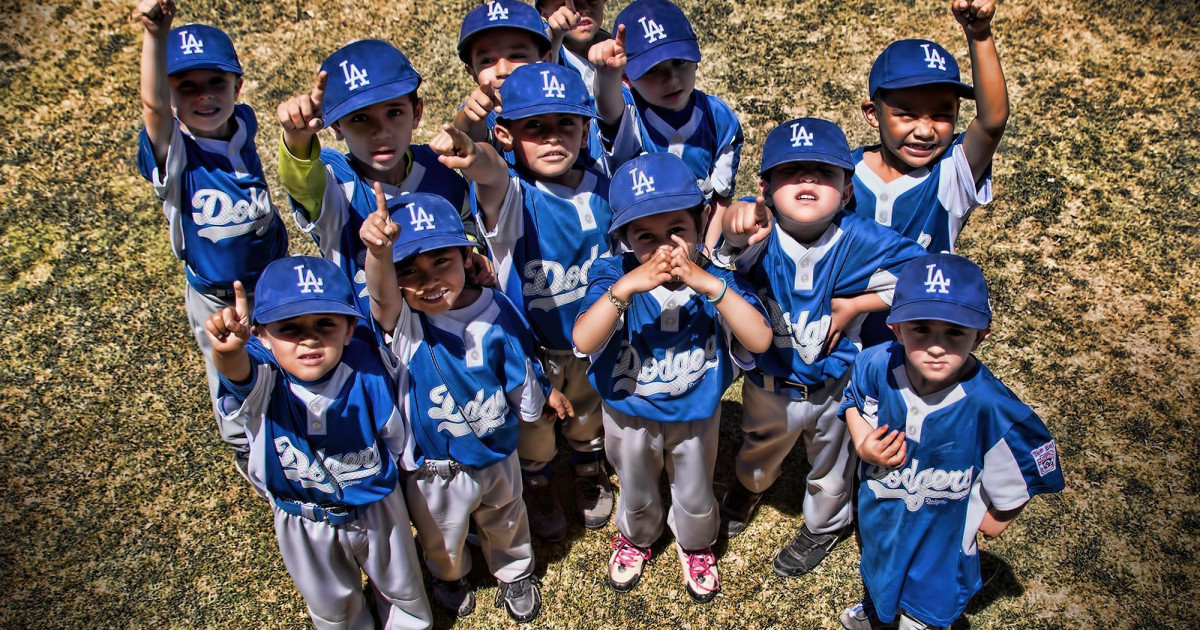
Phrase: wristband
[
  {"left": 607, "top": 288, "right": 630, "bottom": 314},
  {"left": 706, "top": 279, "right": 728, "bottom": 304}
]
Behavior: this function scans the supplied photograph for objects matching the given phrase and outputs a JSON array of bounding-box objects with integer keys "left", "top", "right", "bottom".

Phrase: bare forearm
[
  {"left": 212, "top": 348, "right": 252, "bottom": 385},
  {"left": 463, "top": 143, "right": 511, "bottom": 232},
  {"left": 967, "top": 30, "right": 1009, "bottom": 137},
  {"left": 140, "top": 30, "right": 173, "bottom": 161},
  {"left": 573, "top": 282, "right": 630, "bottom": 355},
  {"left": 979, "top": 503, "right": 1025, "bottom": 538},
  {"left": 365, "top": 249, "right": 403, "bottom": 334},
  {"left": 713, "top": 289, "right": 771, "bottom": 353}
]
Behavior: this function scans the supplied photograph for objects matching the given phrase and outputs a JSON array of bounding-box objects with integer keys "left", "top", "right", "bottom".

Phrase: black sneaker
[
  {"left": 523, "top": 475, "right": 567, "bottom": 542},
  {"left": 772, "top": 524, "right": 851, "bottom": 577},
  {"left": 495, "top": 575, "right": 542, "bottom": 623},
  {"left": 719, "top": 479, "right": 763, "bottom": 538},
  {"left": 574, "top": 460, "right": 614, "bottom": 529},
  {"left": 432, "top": 577, "right": 475, "bottom": 617}
]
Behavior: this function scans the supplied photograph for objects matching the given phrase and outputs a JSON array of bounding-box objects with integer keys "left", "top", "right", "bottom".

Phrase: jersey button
[
  {"left": 879, "top": 193, "right": 889, "bottom": 202},
  {"left": 909, "top": 408, "right": 919, "bottom": 415},
  {"left": 469, "top": 350, "right": 481, "bottom": 361},
  {"left": 800, "top": 260, "right": 810, "bottom": 268},
  {"left": 312, "top": 421, "right": 323, "bottom": 430}
]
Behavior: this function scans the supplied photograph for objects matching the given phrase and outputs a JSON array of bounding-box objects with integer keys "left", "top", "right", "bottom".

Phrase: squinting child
[
  {"left": 574, "top": 153, "right": 771, "bottom": 603},
  {"left": 135, "top": 0, "right": 289, "bottom": 482},
  {"left": 837, "top": 254, "right": 1064, "bottom": 630},
  {"left": 431, "top": 62, "right": 616, "bottom": 541},
  {"left": 360, "top": 189, "right": 567, "bottom": 623},
  {"left": 204, "top": 256, "right": 430, "bottom": 629}
]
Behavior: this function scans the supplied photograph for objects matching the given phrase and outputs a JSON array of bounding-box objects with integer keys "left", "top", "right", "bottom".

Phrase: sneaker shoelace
[
  {"left": 610, "top": 534, "right": 652, "bottom": 568},
  {"left": 684, "top": 548, "right": 718, "bottom": 588}
]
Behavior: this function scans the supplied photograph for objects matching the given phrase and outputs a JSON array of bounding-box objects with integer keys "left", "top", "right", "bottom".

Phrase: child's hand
[
  {"left": 430, "top": 123, "right": 482, "bottom": 171},
  {"left": 952, "top": 0, "right": 995, "bottom": 35},
  {"left": 588, "top": 23, "right": 626, "bottom": 75},
  {"left": 205, "top": 281, "right": 251, "bottom": 353},
  {"left": 359, "top": 181, "right": 399, "bottom": 255},
  {"left": 460, "top": 85, "right": 500, "bottom": 123},
  {"left": 277, "top": 71, "right": 328, "bottom": 136},
  {"left": 542, "top": 388, "right": 575, "bottom": 421},
  {"left": 465, "top": 250, "right": 496, "bottom": 287},
  {"left": 724, "top": 196, "right": 772, "bottom": 246},
  {"left": 613, "top": 246, "right": 673, "bottom": 298},
  {"left": 823, "top": 297, "right": 854, "bottom": 356},
  {"left": 856, "top": 425, "right": 908, "bottom": 468},
  {"left": 546, "top": 0, "right": 582, "bottom": 41},
  {"left": 667, "top": 234, "right": 725, "bottom": 298},
  {"left": 133, "top": 0, "right": 174, "bottom": 33}
]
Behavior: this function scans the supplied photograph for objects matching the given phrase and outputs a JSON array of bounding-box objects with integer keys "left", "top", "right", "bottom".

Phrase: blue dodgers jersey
[
  {"left": 385, "top": 289, "right": 552, "bottom": 469},
  {"left": 849, "top": 133, "right": 993, "bottom": 255},
  {"left": 220, "top": 337, "right": 404, "bottom": 508},
  {"left": 556, "top": 45, "right": 633, "bottom": 175},
  {"left": 291, "top": 145, "right": 468, "bottom": 339},
  {"left": 478, "top": 167, "right": 613, "bottom": 350},
  {"left": 580, "top": 253, "right": 764, "bottom": 422},
  {"left": 841, "top": 343, "right": 1065, "bottom": 626},
  {"left": 609, "top": 90, "right": 743, "bottom": 198},
  {"left": 136, "top": 104, "right": 288, "bottom": 293},
  {"left": 732, "top": 211, "right": 925, "bottom": 385}
]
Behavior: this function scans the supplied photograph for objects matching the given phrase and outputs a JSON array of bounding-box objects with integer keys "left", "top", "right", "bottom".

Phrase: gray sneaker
[
  {"left": 432, "top": 577, "right": 475, "bottom": 617},
  {"left": 839, "top": 602, "right": 897, "bottom": 630},
  {"left": 523, "top": 475, "right": 567, "bottom": 542},
  {"left": 574, "top": 460, "right": 614, "bottom": 528},
  {"left": 772, "top": 524, "right": 851, "bottom": 577},
  {"left": 495, "top": 575, "right": 542, "bottom": 623}
]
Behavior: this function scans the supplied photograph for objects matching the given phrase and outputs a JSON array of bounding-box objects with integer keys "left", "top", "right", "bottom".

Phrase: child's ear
[
  {"left": 233, "top": 75, "right": 244, "bottom": 100},
  {"left": 493, "top": 123, "right": 514, "bottom": 151},
  {"left": 861, "top": 100, "right": 880, "bottom": 129},
  {"left": 252, "top": 326, "right": 271, "bottom": 349},
  {"left": 329, "top": 122, "right": 344, "bottom": 141},
  {"left": 839, "top": 178, "right": 855, "bottom": 210},
  {"left": 343, "top": 317, "right": 356, "bottom": 346},
  {"left": 973, "top": 327, "right": 992, "bottom": 349},
  {"left": 411, "top": 96, "right": 424, "bottom": 129},
  {"left": 464, "top": 62, "right": 480, "bottom": 82}
]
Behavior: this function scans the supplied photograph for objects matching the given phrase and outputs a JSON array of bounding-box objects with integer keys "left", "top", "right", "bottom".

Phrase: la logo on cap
[
  {"left": 295, "top": 264, "right": 326, "bottom": 294},
  {"left": 541, "top": 70, "right": 565, "bottom": 98},
  {"left": 340, "top": 59, "right": 370, "bottom": 90},
  {"left": 179, "top": 29, "right": 204, "bottom": 55},
  {"left": 923, "top": 263, "right": 951, "bottom": 294},
  {"left": 487, "top": 1, "right": 509, "bottom": 21},
  {"left": 790, "top": 123, "right": 814, "bottom": 148},
  {"left": 631, "top": 168, "right": 655, "bottom": 196},
  {"left": 408, "top": 203, "right": 436, "bottom": 231},
  {"left": 920, "top": 43, "right": 947, "bottom": 71},
  {"left": 639, "top": 16, "right": 666, "bottom": 43}
]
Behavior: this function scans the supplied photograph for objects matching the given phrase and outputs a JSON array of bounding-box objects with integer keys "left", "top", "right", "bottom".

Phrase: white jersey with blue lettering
[
  {"left": 136, "top": 104, "right": 289, "bottom": 294},
  {"left": 478, "top": 167, "right": 613, "bottom": 351},
  {"left": 849, "top": 133, "right": 992, "bottom": 254},
  {"left": 720, "top": 211, "right": 925, "bottom": 387},
  {"left": 605, "top": 90, "right": 743, "bottom": 199},
  {"left": 841, "top": 342, "right": 1065, "bottom": 627},
  {"left": 382, "top": 288, "right": 552, "bottom": 470},
  {"left": 579, "top": 253, "right": 763, "bottom": 422}
]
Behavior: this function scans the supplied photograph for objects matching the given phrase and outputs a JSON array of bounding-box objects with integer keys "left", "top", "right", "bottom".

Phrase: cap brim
[
  {"left": 885, "top": 300, "right": 990, "bottom": 329},
  {"left": 760, "top": 151, "right": 854, "bottom": 176},
  {"left": 168, "top": 59, "right": 243, "bottom": 76},
  {"left": 609, "top": 191, "right": 704, "bottom": 234},
  {"left": 323, "top": 77, "right": 421, "bottom": 128},
  {"left": 874, "top": 77, "right": 974, "bottom": 100},
  {"left": 254, "top": 299, "right": 361, "bottom": 324},
  {"left": 392, "top": 234, "right": 478, "bottom": 263},
  {"left": 498, "top": 102, "right": 595, "bottom": 121},
  {"left": 625, "top": 39, "right": 701, "bottom": 80}
]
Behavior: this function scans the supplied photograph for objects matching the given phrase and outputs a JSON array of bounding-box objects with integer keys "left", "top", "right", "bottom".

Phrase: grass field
[{"left": 1, "top": 0, "right": 1198, "bottom": 627}]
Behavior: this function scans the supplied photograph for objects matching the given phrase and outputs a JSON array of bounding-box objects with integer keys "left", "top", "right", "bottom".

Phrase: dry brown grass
[{"left": 1, "top": 0, "right": 1198, "bottom": 627}]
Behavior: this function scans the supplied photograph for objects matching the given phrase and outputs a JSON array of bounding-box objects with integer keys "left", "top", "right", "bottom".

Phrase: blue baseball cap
[
  {"left": 166, "top": 24, "right": 242, "bottom": 76},
  {"left": 457, "top": 0, "right": 552, "bottom": 65},
  {"left": 253, "top": 256, "right": 360, "bottom": 324},
  {"left": 609, "top": 152, "right": 704, "bottom": 234},
  {"left": 869, "top": 39, "right": 974, "bottom": 100},
  {"left": 320, "top": 40, "right": 421, "bottom": 128},
  {"left": 616, "top": 0, "right": 701, "bottom": 80},
  {"left": 759, "top": 117, "right": 854, "bottom": 176},
  {"left": 498, "top": 63, "right": 596, "bottom": 121},
  {"left": 388, "top": 193, "right": 477, "bottom": 264},
  {"left": 887, "top": 253, "right": 992, "bottom": 329}
]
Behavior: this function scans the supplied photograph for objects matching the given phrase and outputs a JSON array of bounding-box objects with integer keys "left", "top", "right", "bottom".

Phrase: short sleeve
[{"left": 980, "top": 413, "right": 1065, "bottom": 511}]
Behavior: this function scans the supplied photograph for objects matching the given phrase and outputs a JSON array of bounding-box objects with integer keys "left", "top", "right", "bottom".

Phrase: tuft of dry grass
[{"left": 1, "top": 0, "right": 1198, "bottom": 627}]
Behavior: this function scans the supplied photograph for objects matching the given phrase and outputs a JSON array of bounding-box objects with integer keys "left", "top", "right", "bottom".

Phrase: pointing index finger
[
  {"left": 312, "top": 71, "right": 328, "bottom": 106},
  {"left": 233, "top": 280, "right": 249, "bottom": 323}
]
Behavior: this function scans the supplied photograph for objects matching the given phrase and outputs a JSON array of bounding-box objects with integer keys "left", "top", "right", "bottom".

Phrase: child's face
[
  {"left": 762, "top": 161, "right": 852, "bottom": 238},
  {"left": 890, "top": 319, "right": 989, "bottom": 394},
  {"left": 629, "top": 59, "right": 696, "bottom": 112},
  {"left": 331, "top": 95, "right": 423, "bottom": 183},
  {"left": 540, "top": 0, "right": 607, "bottom": 46},
  {"left": 864, "top": 85, "right": 960, "bottom": 172},
  {"left": 395, "top": 247, "right": 470, "bottom": 316},
  {"left": 495, "top": 113, "right": 589, "bottom": 184},
  {"left": 466, "top": 29, "right": 549, "bottom": 92},
  {"left": 168, "top": 69, "right": 243, "bottom": 138},
  {"left": 623, "top": 209, "right": 700, "bottom": 263},
  {"left": 256, "top": 314, "right": 355, "bottom": 382}
]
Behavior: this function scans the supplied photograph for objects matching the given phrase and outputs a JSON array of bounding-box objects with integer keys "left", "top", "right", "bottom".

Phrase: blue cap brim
[
  {"left": 609, "top": 190, "right": 704, "bottom": 234},
  {"left": 323, "top": 77, "right": 421, "bottom": 128},
  {"left": 498, "top": 102, "right": 595, "bottom": 121},
  {"left": 760, "top": 151, "right": 855, "bottom": 176},
  {"left": 254, "top": 299, "right": 360, "bottom": 324},
  {"left": 392, "top": 234, "right": 478, "bottom": 264},
  {"left": 168, "top": 59, "right": 243, "bottom": 76},
  {"left": 885, "top": 300, "right": 990, "bottom": 329},
  {"left": 625, "top": 39, "right": 701, "bottom": 80},
  {"left": 873, "top": 77, "right": 974, "bottom": 100}
]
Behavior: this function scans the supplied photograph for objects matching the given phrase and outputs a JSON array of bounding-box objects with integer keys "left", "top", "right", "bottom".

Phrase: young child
[
  {"left": 134, "top": 0, "right": 289, "bottom": 478},
  {"left": 714, "top": 118, "right": 925, "bottom": 576},
  {"left": 452, "top": 0, "right": 554, "bottom": 163},
  {"left": 203, "top": 256, "right": 431, "bottom": 629},
  {"left": 276, "top": 39, "right": 472, "bottom": 342},
  {"left": 837, "top": 253, "right": 1064, "bottom": 630},
  {"left": 359, "top": 189, "right": 564, "bottom": 623},
  {"left": 590, "top": 0, "right": 744, "bottom": 246},
  {"left": 574, "top": 153, "right": 772, "bottom": 602},
  {"left": 430, "top": 62, "right": 616, "bottom": 541}
]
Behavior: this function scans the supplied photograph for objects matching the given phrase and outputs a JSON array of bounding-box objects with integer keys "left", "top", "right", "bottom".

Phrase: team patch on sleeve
[{"left": 1032, "top": 440, "right": 1058, "bottom": 477}]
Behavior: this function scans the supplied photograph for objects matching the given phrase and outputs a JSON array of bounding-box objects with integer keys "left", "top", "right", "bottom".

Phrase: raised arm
[
  {"left": 136, "top": 0, "right": 176, "bottom": 166},
  {"left": 430, "top": 123, "right": 511, "bottom": 231},
  {"left": 204, "top": 280, "right": 253, "bottom": 383},
  {"left": 360, "top": 182, "right": 404, "bottom": 333},
  {"left": 588, "top": 24, "right": 627, "bottom": 127},
  {"left": 953, "top": 0, "right": 1009, "bottom": 183}
]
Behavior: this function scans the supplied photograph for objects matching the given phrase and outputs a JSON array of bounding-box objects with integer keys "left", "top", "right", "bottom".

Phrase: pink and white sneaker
[
  {"left": 608, "top": 533, "right": 652, "bottom": 592},
  {"left": 676, "top": 543, "right": 720, "bottom": 603}
]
